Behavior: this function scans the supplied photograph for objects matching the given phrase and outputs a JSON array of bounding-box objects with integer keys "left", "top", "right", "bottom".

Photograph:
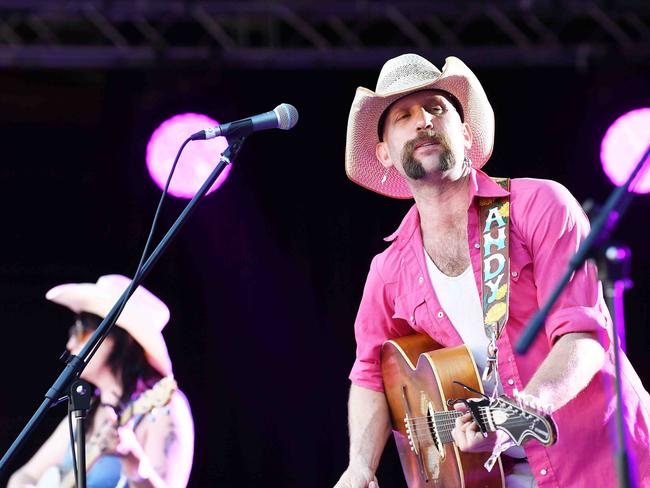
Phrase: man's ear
[
  {"left": 463, "top": 122, "right": 473, "bottom": 150},
  {"left": 375, "top": 141, "right": 393, "bottom": 169}
]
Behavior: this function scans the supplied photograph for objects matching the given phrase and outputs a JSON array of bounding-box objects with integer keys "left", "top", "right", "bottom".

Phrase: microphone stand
[
  {"left": 515, "top": 144, "right": 650, "bottom": 488},
  {"left": 599, "top": 244, "right": 634, "bottom": 488},
  {"left": 0, "top": 136, "right": 247, "bottom": 481},
  {"left": 600, "top": 244, "right": 632, "bottom": 353},
  {"left": 69, "top": 379, "right": 94, "bottom": 488}
]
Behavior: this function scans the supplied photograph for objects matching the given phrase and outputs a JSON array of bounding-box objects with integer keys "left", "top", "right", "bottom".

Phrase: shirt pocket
[
  {"left": 509, "top": 243, "right": 537, "bottom": 318},
  {"left": 510, "top": 242, "right": 533, "bottom": 283},
  {"left": 393, "top": 290, "right": 430, "bottom": 332}
]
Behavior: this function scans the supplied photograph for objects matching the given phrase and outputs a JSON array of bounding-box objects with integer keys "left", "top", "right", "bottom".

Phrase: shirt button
[
  {"left": 507, "top": 378, "right": 515, "bottom": 386},
  {"left": 409, "top": 315, "right": 414, "bottom": 323},
  {"left": 540, "top": 468, "right": 548, "bottom": 476},
  {"left": 437, "top": 311, "right": 444, "bottom": 319},
  {"left": 418, "top": 276, "right": 424, "bottom": 284},
  {"left": 511, "top": 271, "right": 519, "bottom": 278},
  {"left": 474, "top": 243, "right": 480, "bottom": 249}
]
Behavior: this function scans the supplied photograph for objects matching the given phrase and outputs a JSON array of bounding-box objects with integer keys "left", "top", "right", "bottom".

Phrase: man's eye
[
  {"left": 430, "top": 105, "right": 443, "bottom": 112},
  {"left": 395, "top": 113, "right": 409, "bottom": 121}
]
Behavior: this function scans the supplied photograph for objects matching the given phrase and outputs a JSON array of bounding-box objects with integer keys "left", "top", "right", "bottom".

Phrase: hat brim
[
  {"left": 345, "top": 56, "right": 495, "bottom": 199},
  {"left": 46, "top": 281, "right": 173, "bottom": 376}
]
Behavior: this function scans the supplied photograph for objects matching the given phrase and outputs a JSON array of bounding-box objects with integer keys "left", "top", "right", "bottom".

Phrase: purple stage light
[
  {"left": 146, "top": 113, "right": 231, "bottom": 199},
  {"left": 600, "top": 108, "right": 650, "bottom": 194}
]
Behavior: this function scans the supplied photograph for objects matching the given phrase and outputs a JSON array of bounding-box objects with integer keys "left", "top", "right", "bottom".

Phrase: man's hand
[
  {"left": 450, "top": 402, "right": 497, "bottom": 453},
  {"left": 334, "top": 464, "right": 379, "bottom": 488}
]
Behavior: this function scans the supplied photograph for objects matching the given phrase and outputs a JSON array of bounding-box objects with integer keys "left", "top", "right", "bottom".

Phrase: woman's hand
[{"left": 98, "top": 410, "right": 150, "bottom": 482}]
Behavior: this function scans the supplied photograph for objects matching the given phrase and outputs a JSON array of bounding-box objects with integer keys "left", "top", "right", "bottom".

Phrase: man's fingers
[
  {"left": 451, "top": 425, "right": 466, "bottom": 449},
  {"left": 454, "top": 412, "right": 472, "bottom": 429}
]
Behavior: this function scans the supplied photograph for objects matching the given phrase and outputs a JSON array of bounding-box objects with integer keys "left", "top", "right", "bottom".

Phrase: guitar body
[{"left": 381, "top": 334, "right": 504, "bottom": 488}]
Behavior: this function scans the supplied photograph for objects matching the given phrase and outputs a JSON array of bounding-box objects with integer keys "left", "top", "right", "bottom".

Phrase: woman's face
[{"left": 66, "top": 319, "right": 115, "bottom": 381}]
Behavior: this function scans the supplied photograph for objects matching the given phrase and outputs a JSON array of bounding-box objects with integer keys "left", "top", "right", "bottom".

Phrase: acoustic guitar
[
  {"left": 36, "top": 376, "right": 177, "bottom": 488},
  {"left": 381, "top": 334, "right": 557, "bottom": 488}
]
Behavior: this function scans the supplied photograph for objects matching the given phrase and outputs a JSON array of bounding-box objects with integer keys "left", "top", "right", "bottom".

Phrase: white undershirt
[
  {"left": 424, "top": 251, "right": 490, "bottom": 378},
  {"left": 424, "top": 250, "right": 528, "bottom": 459}
]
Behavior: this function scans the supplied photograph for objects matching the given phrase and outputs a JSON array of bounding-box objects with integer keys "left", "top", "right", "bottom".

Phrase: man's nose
[{"left": 415, "top": 107, "right": 434, "bottom": 131}]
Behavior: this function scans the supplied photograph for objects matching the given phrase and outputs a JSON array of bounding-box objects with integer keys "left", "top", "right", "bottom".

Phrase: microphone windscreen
[{"left": 274, "top": 103, "right": 299, "bottom": 130}]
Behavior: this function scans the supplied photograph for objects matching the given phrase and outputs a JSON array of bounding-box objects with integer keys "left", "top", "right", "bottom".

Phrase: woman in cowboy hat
[
  {"left": 335, "top": 53, "right": 650, "bottom": 488},
  {"left": 8, "top": 275, "right": 194, "bottom": 488}
]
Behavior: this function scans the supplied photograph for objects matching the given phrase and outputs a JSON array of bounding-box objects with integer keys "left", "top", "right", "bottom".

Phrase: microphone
[{"left": 190, "top": 103, "right": 299, "bottom": 140}]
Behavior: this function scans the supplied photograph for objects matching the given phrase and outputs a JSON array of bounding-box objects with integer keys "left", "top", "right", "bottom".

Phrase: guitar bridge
[{"left": 401, "top": 386, "right": 430, "bottom": 483}]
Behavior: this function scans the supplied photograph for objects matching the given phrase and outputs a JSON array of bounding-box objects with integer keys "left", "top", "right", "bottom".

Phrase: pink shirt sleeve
[
  {"left": 513, "top": 179, "right": 612, "bottom": 347},
  {"left": 349, "top": 254, "right": 413, "bottom": 392}
]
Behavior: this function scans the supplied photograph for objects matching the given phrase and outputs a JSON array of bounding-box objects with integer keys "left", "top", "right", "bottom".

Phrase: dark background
[{"left": 0, "top": 38, "right": 649, "bottom": 488}]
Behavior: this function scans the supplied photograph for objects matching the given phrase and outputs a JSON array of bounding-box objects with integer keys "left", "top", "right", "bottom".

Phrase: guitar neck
[
  {"left": 429, "top": 410, "right": 465, "bottom": 444},
  {"left": 428, "top": 399, "right": 555, "bottom": 449},
  {"left": 428, "top": 409, "right": 503, "bottom": 444}
]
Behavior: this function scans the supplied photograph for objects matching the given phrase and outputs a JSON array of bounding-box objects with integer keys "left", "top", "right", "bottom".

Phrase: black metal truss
[{"left": 0, "top": 1, "right": 648, "bottom": 69}]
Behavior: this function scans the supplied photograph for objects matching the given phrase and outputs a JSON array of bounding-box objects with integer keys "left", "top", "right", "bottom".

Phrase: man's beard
[{"left": 401, "top": 131, "right": 455, "bottom": 180}]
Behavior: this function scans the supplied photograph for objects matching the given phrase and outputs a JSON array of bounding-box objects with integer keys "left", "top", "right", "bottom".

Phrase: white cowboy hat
[
  {"left": 345, "top": 54, "right": 495, "bottom": 199},
  {"left": 46, "top": 274, "right": 173, "bottom": 376}
]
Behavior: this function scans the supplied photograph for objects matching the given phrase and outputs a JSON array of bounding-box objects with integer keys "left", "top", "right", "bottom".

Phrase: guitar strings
[
  {"left": 407, "top": 410, "right": 488, "bottom": 425},
  {"left": 408, "top": 413, "right": 486, "bottom": 424},
  {"left": 407, "top": 407, "right": 540, "bottom": 426},
  {"left": 406, "top": 418, "right": 540, "bottom": 441},
  {"left": 405, "top": 414, "right": 536, "bottom": 432},
  {"left": 408, "top": 416, "right": 535, "bottom": 430},
  {"left": 408, "top": 414, "right": 539, "bottom": 428},
  {"left": 406, "top": 416, "right": 491, "bottom": 433},
  {"left": 408, "top": 414, "right": 488, "bottom": 426}
]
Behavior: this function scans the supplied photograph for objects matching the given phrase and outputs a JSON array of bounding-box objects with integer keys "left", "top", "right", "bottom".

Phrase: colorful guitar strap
[{"left": 478, "top": 177, "right": 511, "bottom": 390}]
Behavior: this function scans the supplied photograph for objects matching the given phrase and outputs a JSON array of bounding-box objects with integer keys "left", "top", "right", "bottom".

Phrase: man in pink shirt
[{"left": 334, "top": 53, "right": 650, "bottom": 488}]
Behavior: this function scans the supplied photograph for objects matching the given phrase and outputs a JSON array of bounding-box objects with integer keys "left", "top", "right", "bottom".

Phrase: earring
[
  {"left": 463, "top": 156, "right": 472, "bottom": 170},
  {"left": 380, "top": 167, "right": 389, "bottom": 185}
]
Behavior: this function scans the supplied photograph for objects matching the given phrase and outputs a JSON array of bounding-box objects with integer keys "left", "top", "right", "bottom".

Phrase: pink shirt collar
[{"left": 383, "top": 169, "right": 510, "bottom": 246}]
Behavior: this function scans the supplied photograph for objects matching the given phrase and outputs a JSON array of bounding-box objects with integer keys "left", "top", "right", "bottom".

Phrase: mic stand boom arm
[{"left": 0, "top": 136, "right": 247, "bottom": 478}]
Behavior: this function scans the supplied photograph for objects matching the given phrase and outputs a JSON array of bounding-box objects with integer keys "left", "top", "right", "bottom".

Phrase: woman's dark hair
[{"left": 76, "top": 312, "right": 164, "bottom": 426}]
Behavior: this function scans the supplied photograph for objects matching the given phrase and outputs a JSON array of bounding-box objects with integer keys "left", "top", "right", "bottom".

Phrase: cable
[
  {"left": 83, "top": 136, "right": 193, "bottom": 366},
  {"left": 67, "top": 402, "right": 79, "bottom": 488}
]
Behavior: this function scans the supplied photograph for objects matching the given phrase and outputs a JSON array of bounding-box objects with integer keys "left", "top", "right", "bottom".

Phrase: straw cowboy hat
[
  {"left": 46, "top": 274, "right": 172, "bottom": 376},
  {"left": 345, "top": 53, "right": 495, "bottom": 199}
]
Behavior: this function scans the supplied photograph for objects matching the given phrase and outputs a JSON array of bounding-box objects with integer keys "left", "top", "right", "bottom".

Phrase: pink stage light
[
  {"left": 600, "top": 108, "right": 650, "bottom": 194},
  {"left": 146, "top": 113, "right": 231, "bottom": 199}
]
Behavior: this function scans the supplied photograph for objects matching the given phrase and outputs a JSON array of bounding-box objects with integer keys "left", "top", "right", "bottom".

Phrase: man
[
  {"left": 335, "top": 54, "right": 650, "bottom": 487},
  {"left": 8, "top": 275, "right": 194, "bottom": 488}
]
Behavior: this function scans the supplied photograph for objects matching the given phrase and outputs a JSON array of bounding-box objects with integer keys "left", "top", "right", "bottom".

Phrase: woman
[{"left": 8, "top": 274, "right": 194, "bottom": 488}]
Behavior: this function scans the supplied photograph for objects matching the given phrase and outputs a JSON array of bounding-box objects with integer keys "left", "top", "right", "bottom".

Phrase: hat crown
[
  {"left": 96, "top": 274, "right": 170, "bottom": 331},
  {"left": 375, "top": 53, "right": 442, "bottom": 95}
]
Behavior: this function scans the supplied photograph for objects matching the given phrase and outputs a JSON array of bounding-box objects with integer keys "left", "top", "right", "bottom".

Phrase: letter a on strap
[{"left": 479, "top": 178, "right": 511, "bottom": 346}]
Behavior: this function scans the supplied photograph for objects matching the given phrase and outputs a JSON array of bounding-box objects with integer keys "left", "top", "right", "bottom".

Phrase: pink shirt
[{"left": 350, "top": 169, "right": 650, "bottom": 487}]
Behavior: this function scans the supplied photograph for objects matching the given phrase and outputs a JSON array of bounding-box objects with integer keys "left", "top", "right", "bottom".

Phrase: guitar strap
[{"left": 478, "top": 177, "right": 511, "bottom": 393}]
